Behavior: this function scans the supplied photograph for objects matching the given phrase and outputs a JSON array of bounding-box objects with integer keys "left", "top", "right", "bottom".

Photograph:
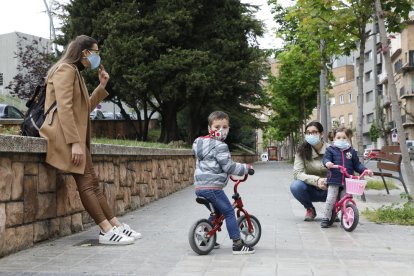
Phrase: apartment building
[
  {"left": 0, "top": 32, "right": 52, "bottom": 96},
  {"left": 379, "top": 18, "right": 414, "bottom": 142}
]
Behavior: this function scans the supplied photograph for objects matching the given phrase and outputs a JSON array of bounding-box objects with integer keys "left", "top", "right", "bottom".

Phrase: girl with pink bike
[{"left": 321, "top": 127, "right": 373, "bottom": 229}]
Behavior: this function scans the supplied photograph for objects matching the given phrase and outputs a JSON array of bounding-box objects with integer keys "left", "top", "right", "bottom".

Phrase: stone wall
[{"left": 0, "top": 135, "right": 257, "bottom": 257}]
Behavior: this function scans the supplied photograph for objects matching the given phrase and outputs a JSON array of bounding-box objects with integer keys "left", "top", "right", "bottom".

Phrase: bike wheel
[
  {"left": 188, "top": 219, "right": 216, "bottom": 255},
  {"left": 341, "top": 203, "right": 359, "bottom": 232},
  {"left": 237, "top": 215, "right": 261, "bottom": 247}
]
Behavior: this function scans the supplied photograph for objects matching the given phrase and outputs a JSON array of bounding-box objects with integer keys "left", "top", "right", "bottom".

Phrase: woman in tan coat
[
  {"left": 291, "top": 121, "right": 329, "bottom": 222},
  {"left": 40, "top": 35, "right": 141, "bottom": 245}
]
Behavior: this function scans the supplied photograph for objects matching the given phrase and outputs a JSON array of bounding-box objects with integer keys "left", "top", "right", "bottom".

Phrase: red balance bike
[
  {"left": 188, "top": 171, "right": 261, "bottom": 255},
  {"left": 328, "top": 165, "right": 369, "bottom": 232}
]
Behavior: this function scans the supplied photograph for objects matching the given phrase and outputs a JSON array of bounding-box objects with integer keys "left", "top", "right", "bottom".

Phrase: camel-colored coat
[{"left": 39, "top": 63, "right": 108, "bottom": 174}]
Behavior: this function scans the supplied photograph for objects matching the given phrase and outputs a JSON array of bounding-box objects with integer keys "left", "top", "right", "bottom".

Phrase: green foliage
[
  {"left": 369, "top": 122, "right": 380, "bottom": 142},
  {"left": 366, "top": 179, "right": 397, "bottom": 190},
  {"left": 59, "top": 0, "right": 266, "bottom": 143},
  {"left": 91, "top": 137, "right": 190, "bottom": 149},
  {"left": 362, "top": 200, "right": 414, "bottom": 225}
]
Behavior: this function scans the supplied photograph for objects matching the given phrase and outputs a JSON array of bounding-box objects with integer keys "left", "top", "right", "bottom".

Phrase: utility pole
[
  {"left": 42, "top": 0, "right": 57, "bottom": 53},
  {"left": 320, "top": 39, "right": 328, "bottom": 140}
]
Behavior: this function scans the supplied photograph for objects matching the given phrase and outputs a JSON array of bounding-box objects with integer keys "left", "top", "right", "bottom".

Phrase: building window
[
  {"left": 339, "top": 95, "right": 344, "bottom": 104},
  {"left": 395, "top": 59, "right": 402, "bottom": 72},
  {"left": 367, "top": 113, "right": 374, "bottom": 124},
  {"left": 331, "top": 118, "right": 337, "bottom": 128},
  {"left": 0, "top": 73, "right": 3, "bottom": 86},
  {"left": 339, "top": 115, "right": 345, "bottom": 126},
  {"left": 365, "top": 51, "right": 372, "bottom": 61},
  {"left": 348, "top": 92, "right": 352, "bottom": 103},
  {"left": 348, "top": 114, "right": 353, "bottom": 127},
  {"left": 365, "top": 71, "right": 372, "bottom": 81},
  {"left": 330, "top": 97, "right": 336, "bottom": 105},
  {"left": 366, "top": 90, "right": 373, "bottom": 102}
]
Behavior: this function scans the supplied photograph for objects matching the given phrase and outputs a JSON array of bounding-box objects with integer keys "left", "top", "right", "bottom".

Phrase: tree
[
  {"left": 59, "top": 0, "right": 266, "bottom": 143},
  {"left": 375, "top": 0, "right": 414, "bottom": 197},
  {"left": 6, "top": 34, "right": 55, "bottom": 100},
  {"left": 369, "top": 122, "right": 379, "bottom": 146}
]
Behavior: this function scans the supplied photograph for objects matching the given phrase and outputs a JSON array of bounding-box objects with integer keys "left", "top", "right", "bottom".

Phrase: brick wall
[{"left": 0, "top": 135, "right": 256, "bottom": 257}]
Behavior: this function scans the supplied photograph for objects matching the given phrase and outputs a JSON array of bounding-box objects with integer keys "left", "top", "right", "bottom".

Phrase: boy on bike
[{"left": 192, "top": 111, "right": 255, "bottom": 255}]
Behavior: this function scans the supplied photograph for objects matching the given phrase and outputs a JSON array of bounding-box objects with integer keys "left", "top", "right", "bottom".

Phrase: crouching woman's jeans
[
  {"left": 195, "top": 189, "right": 240, "bottom": 240},
  {"left": 290, "top": 180, "right": 327, "bottom": 209}
]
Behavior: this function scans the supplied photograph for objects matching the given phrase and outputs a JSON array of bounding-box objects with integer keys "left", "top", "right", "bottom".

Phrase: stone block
[
  {"left": 116, "top": 199, "right": 126, "bottom": 216},
  {"left": 15, "top": 224, "right": 34, "bottom": 251},
  {"left": 33, "top": 221, "right": 50, "bottom": 242},
  {"left": 23, "top": 176, "right": 37, "bottom": 223},
  {"left": 0, "top": 158, "right": 13, "bottom": 201},
  {"left": 6, "top": 202, "right": 24, "bottom": 227},
  {"left": 1, "top": 228, "right": 15, "bottom": 257},
  {"left": 49, "top": 218, "right": 60, "bottom": 238},
  {"left": 24, "top": 163, "right": 38, "bottom": 175},
  {"left": 36, "top": 193, "right": 56, "bottom": 220},
  {"left": 38, "top": 164, "right": 56, "bottom": 192},
  {"left": 0, "top": 203, "right": 5, "bottom": 233},
  {"left": 71, "top": 213, "right": 83, "bottom": 233},
  {"left": 56, "top": 174, "right": 83, "bottom": 216},
  {"left": 59, "top": 216, "right": 72, "bottom": 236},
  {"left": 130, "top": 195, "right": 140, "bottom": 210},
  {"left": 11, "top": 162, "right": 24, "bottom": 200},
  {"left": 103, "top": 183, "right": 116, "bottom": 210},
  {"left": 81, "top": 210, "right": 93, "bottom": 225},
  {"left": 119, "top": 163, "right": 127, "bottom": 186}
]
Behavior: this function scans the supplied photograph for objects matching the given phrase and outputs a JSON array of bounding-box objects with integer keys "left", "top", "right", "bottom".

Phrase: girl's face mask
[
  {"left": 334, "top": 140, "right": 350, "bottom": 150},
  {"left": 209, "top": 128, "right": 229, "bottom": 141}
]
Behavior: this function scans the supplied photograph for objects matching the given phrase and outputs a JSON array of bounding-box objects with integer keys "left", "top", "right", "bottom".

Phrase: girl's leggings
[{"left": 72, "top": 148, "right": 114, "bottom": 224}]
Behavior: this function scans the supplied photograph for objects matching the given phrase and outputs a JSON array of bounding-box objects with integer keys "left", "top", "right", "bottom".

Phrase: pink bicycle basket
[{"left": 345, "top": 178, "right": 367, "bottom": 195}]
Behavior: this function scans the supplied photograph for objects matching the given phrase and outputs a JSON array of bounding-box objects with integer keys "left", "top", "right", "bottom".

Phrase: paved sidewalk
[{"left": 0, "top": 162, "right": 413, "bottom": 275}]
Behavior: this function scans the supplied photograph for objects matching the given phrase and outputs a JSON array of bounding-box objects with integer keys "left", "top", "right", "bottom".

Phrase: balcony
[
  {"left": 401, "top": 89, "right": 414, "bottom": 100},
  {"left": 401, "top": 61, "right": 414, "bottom": 72},
  {"left": 378, "top": 72, "right": 388, "bottom": 84},
  {"left": 382, "top": 95, "right": 391, "bottom": 107}
]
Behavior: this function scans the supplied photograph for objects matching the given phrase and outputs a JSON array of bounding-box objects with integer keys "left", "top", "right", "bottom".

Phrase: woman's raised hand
[{"left": 98, "top": 65, "right": 110, "bottom": 88}]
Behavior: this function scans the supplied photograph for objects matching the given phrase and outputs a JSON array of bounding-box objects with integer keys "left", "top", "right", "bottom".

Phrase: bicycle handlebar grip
[{"left": 248, "top": 168, "right": 255, "bottom": 175}]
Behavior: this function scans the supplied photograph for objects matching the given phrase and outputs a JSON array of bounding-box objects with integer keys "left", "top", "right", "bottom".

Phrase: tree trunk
[
  {"left": 375, "top": 0, "right": 414, "bottom": 197},
  {"left": 356, "top": 35, "right": 367, "bottom": 156},
  {"left": 158, "top": 102, "right": 180, "bottom": 143}
]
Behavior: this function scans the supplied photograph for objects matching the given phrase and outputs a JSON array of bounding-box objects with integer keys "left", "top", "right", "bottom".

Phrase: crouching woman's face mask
[{"left": 210, "top": 128, "right": 229, "bottom": 142}]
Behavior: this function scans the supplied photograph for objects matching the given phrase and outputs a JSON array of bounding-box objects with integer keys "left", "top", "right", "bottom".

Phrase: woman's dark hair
[{"left": 297, "top": 121, "right": 324, "bottom": 161}]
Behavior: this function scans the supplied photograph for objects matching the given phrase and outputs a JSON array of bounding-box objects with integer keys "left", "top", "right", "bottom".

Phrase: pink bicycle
[{"left": 328, "top": 165, "right": 369, "bottom": 232}]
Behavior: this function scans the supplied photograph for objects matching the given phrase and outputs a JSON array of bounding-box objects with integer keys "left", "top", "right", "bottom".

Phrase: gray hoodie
[{"left": 192, "top": 136, "right": 248, "bottom": 190}]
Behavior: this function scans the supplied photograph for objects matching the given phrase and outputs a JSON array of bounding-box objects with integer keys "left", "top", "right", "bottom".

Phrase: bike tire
[
  {"left": 237, "top": 215, "right": 261, "bottom": 247},
  {"left": 341, "top": 203, "right": 359, "bottom": 232},
  {"left": 188, "top": 219, "right": 216, "bottom": 255}
]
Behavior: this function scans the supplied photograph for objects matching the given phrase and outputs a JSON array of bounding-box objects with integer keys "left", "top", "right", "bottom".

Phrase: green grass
[
  {"left": 362, "top": 200, "right": 414, "bottom": 225},
  {"left": 91, "top": 137, "right": 191, "bottom": 149},
  {"left": 365, "top": 179, "right": 397, "bottom": 190}
]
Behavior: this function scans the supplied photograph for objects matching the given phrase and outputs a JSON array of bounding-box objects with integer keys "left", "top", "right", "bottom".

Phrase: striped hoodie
[{"left": 192, "top": 136, "right": 249, "bottom": 190}]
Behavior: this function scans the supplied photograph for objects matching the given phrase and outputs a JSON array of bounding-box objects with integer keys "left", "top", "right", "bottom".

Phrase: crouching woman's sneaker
[
  {"left": 99, "top": 226, "right": 135, "bottom": 245},
  {"left": 118, "top": 223, "right": 142, "bottom": 240}
]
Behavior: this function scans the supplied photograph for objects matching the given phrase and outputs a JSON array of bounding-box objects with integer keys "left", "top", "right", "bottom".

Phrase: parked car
[
  {"left": 406, "top": 140, "right": 414, "bottom": 160},
  {"left": 365, "top": 149, "right": 381, "bottom": 160},
  {"left": 0, "top": 104, "right": 24, "bottom": 119},
  {"left": 90, "top": 109, "right": 105, "bottom": 120}
]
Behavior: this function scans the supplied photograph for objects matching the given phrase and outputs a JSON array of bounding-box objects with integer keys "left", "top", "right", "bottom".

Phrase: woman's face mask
[
  {"left": 305, "top": 134, "right": 320, "bottom": 146},
  {"left": 86, "top": 50, "right": 101, "bottom": 69}
]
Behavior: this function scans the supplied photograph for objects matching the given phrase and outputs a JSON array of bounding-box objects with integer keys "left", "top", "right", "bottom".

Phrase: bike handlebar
[
  {"left": 230, "top": 174, "right": 248, "bottom": 182},
  {"left": 331, "top": 165, "right": 368, "bottom": 179}
]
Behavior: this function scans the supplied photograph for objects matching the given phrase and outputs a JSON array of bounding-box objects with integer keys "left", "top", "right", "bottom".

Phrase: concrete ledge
[{"left": 0, "top": 134, "right": 193, "bottom": 156}]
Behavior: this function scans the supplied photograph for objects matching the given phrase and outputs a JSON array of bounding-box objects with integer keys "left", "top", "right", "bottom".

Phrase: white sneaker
[
  {"left": 118, "top": 223, "right": 142, "bottom": 240},
  {"left": 98, "top": 226, "right": 135, "bottom": 245}
]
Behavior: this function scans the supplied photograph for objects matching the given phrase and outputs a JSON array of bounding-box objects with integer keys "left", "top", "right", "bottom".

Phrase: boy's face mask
[{"left": 209, "top": 128, "right": 229, "bottom": 141}]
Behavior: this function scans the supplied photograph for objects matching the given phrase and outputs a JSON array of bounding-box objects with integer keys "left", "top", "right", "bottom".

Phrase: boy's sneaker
[
  {"left": 117, "top": 223, "right": 142, "bottom": 240},
  {"left": 232, "top": 242, "right": 255, "bottom": 255},
  {"left": 99, "top": 226, "right": 135, "bottom": 245},
  {"left": 304, "top": 207, "right": 316, "bottom": 221},
  {"left": 320, "top": 218, "right": 330, "bottom": 228}
]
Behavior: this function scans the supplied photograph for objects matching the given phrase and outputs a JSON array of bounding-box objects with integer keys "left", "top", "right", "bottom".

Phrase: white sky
[{"left": 0, "top": 0, "right": 291, "bottom": 49}]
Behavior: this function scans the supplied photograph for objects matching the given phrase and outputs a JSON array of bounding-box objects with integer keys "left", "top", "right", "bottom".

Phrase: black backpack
[{"left": 21, "top": 84, "right": 56, "bottom": 137}]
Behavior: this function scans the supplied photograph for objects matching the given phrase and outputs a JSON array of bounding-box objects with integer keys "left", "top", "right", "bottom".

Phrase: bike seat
[{"left": 196, "top": 196, "right": 210, "bottom": 205}]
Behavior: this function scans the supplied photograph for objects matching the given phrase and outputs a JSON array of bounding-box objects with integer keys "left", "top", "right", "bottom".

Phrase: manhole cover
[{"left": 73, "top": 239, "right": 102, "bottom": 247}]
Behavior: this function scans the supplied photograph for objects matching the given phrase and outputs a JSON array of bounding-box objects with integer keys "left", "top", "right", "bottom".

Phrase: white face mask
[
  {"left": 305, "top": 134, "right": 320, "bottom": 145},
  {"left": 334, "top": 140, "right": 350, "bottom": 149}
]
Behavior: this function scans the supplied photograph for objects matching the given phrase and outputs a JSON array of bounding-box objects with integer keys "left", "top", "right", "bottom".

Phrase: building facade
[{"left": 0, "top": 32, "right": 52, "bottom": 96}]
